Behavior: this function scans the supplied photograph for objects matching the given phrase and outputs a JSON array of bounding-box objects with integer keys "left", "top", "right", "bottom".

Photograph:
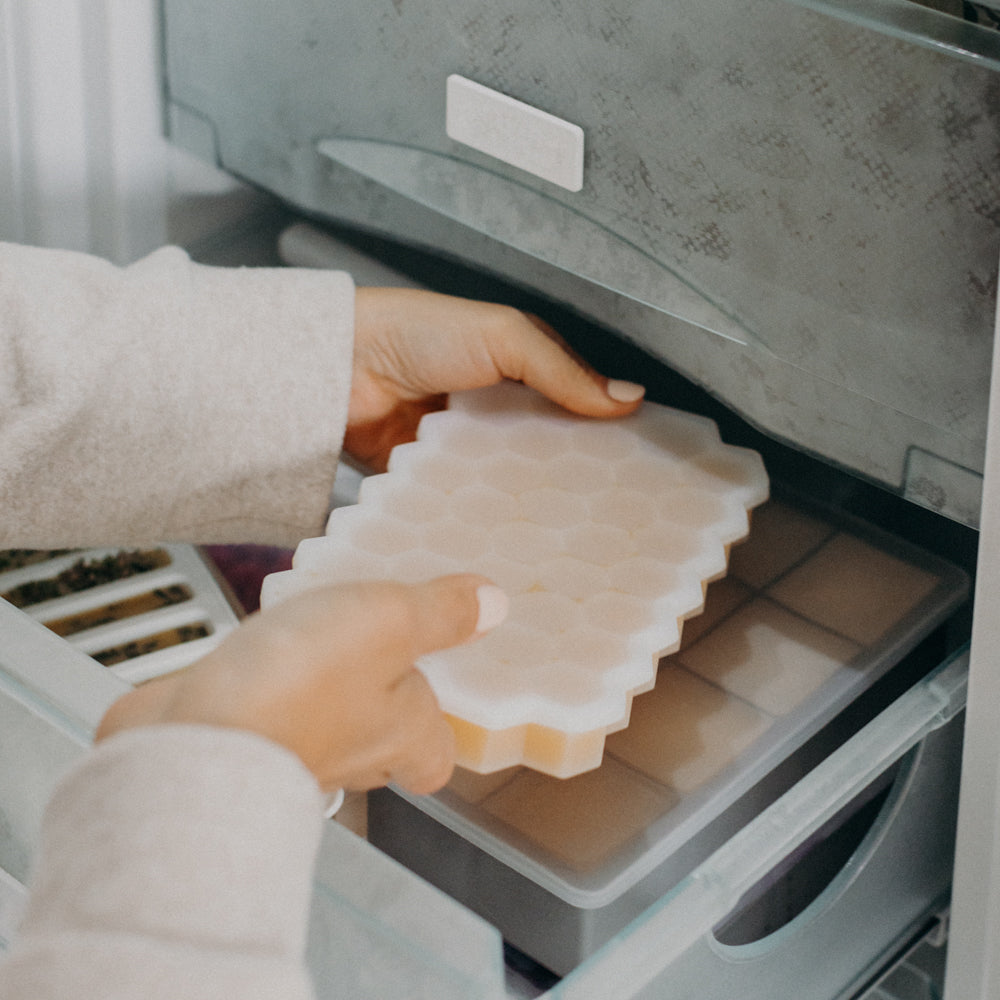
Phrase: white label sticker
[{"left": 445, "top": 75, "right": 584, "bottom": 192}]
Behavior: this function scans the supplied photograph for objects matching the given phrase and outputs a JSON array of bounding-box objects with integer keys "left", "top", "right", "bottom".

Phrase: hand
[
  {"left": 346, "top": 288, "right": 645, "bottom": 471},
  {"left": 95, "top": 575, "right": 509, "bottom": 796}
]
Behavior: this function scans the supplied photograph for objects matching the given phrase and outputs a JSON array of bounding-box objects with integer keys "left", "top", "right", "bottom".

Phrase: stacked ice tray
[
  {"left": 369, "top": 489, "right": 967, "bottom": 975},
  {"left": 262, "top": 381, "right": 770, "bottom": 777},
  {"left": 416, "top": 492, "right": 968, "bottom": 882}
]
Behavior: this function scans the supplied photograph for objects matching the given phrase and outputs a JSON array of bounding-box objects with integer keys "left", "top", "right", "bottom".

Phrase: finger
[
  {"left": 251, "top": 573, "right": 506, "bottom": 677},
  {"left": 487, "top": 312, "right": 645, "bottom": 418},
  {"left": 342, "top": 394, "right": 446, "bottom": 473},
  {"left": 95, "top": 674, "right": 176, "bottom": 741},
  {"left": 390, "top": 729, "right": 455, "bottom": 794},
  {"left": 320, "top": 668, "right": 456, "bottom": 795},
  {"left": 383, "top": 669, "right": 457, "bottom": 795}
]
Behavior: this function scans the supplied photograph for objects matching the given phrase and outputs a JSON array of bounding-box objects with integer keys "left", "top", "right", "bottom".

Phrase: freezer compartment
[
  {"left": 161, "top": 0, "right": 1000, "bottom": 521},
  {"left": 368, "top": 490, "right": 968, "bottom": 974},
  {"left": 0, "top": 548, "right": 969, "bottom": 998},
  {"left": 366, "top": 650, "right": 968, "bottom": 995}
]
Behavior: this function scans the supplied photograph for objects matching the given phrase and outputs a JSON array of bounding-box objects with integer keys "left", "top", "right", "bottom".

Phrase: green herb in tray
[{"left": 1, "top": 549, "right": 172, "bottom": 608}]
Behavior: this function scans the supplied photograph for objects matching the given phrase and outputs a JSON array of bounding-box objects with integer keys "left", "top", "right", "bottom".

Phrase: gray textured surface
[{"left": 163, "top": 0, "right": 1000, "bottom": 522}]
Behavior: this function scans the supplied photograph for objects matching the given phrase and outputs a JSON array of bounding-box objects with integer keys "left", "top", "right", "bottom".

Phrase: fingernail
[
  {"left": 475, "top": 584, "right": 509, "bottom": 634},
  {"left": 607, "top": 379, "right": 645, "bottom": 403}
]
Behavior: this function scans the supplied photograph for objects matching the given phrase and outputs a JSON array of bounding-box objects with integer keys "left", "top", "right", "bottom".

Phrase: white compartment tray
[{"left": 0, "top": 545, "right": 238, "bottom": 684}]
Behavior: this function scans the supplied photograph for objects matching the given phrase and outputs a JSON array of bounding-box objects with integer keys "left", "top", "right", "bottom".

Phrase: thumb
[
  {"left": 401, "top": 574, "right": 511, "bottom": 660},
  {"left": 286, "top": 574, "right": 508, "bottom": 686},
  {"left": 96, "top": 575, "right": 510, "bottom": 797}
]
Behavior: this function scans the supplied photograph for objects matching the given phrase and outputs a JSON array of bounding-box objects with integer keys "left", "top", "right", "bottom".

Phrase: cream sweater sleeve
[
  {"left": 0, "top": 242, "right": 355, "bottom": 549},
  {"left": 0, "top": 726, "right": 326, "bottom": 1000}
]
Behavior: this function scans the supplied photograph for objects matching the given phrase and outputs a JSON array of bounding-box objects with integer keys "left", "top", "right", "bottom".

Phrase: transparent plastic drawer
[
  {"left": 331, "top": 647, "right": 966, "bottom": 998},
  {"left": 0, "top": 570, "right": 968, "bottom": 999},
  {"left": 544, "top": 649, "right": 966, "bottom": 999},
  {"left": 368, "top": 489, "right": 967, "bottom": 974}
]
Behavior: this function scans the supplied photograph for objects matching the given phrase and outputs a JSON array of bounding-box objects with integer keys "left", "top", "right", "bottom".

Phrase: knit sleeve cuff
[{"left": 20, "top": 725, "right": 325, "bottom": 959}]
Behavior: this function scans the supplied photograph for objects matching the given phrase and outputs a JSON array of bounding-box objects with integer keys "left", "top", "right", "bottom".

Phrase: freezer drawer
[
  {"left": 371, "top": 660, "right": 963, "bottom": 984},
  {"left": 161, "top": 0, "right": 1000, "bottom": 523},
  {"left": 0, "top": 560, "right": 969, "bottom": 999},
  {"left": 541, "top": 650, "right": 966, "bottom": 999}
]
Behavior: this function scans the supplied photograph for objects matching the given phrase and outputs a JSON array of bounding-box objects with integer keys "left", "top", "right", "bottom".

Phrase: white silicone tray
[{"left": 262, "top": 382, "right": 768, "bottom": 776}]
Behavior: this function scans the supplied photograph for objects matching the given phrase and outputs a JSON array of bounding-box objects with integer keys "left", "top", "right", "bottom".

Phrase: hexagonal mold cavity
[{"left": 262, "top": 382, "right": 768, "bottom": 777}]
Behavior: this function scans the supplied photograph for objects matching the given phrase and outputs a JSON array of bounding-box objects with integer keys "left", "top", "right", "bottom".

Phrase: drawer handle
[{"left": 315, "top": 137, "right": 751, "bottom": 346}]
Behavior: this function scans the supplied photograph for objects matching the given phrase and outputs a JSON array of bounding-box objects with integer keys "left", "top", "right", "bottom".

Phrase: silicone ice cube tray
[
  {"left": 261, "top": 382, "right": 769, "bottom": 777},
  {"left": 0, "top": 546, "right": 238, "bottom": 684}
]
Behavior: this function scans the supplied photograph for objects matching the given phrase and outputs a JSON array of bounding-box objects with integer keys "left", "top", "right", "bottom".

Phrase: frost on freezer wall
[{"left": 0, "top": 0, "right": 264, "bottom": 264}]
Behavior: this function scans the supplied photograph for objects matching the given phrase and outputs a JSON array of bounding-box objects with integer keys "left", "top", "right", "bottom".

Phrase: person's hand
[
  {"left": 346, "top": 288, "right": 645, "bottom": 471},
  {"left": 95, "top": 575, "right": 509, "bottom": 796}
]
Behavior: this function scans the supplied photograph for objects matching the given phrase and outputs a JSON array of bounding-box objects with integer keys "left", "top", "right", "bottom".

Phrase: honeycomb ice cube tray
[{"left": 261, "top": 382, "right": 769, "bottom": 777}]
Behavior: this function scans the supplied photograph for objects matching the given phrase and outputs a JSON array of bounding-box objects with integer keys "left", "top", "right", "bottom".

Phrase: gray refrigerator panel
[
  {"left": 161, "top": 0, "right": 1000, "bottom": 524},
  {"left": 943, "top": 276, "right": 1000, "bottom": 1000}
]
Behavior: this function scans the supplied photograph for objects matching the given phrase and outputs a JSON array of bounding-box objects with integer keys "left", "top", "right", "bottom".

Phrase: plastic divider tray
[
  {"left": 369, "top": 492, "right": 969, "bottom": 975},
  {"left": 0, "top": 545, "right": 239, "bottom": 684}
]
